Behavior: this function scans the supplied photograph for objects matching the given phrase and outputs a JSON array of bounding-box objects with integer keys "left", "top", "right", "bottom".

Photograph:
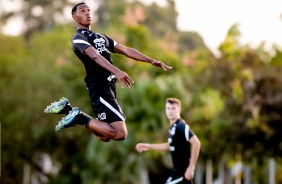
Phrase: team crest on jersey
[
  {"left": 98, "top": 112, "right": 106, "bottom": 120},
  {"left": 93, "top": 38, "right": 110, "bottom": 54}
]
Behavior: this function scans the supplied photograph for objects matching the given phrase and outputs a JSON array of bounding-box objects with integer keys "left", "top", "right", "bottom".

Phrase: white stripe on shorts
[
  {"left": 100, "top": 97, "right": 125, "bottom": 121},
  {"left": 166, "top": 177, "right": 183, "bottom": 184}
]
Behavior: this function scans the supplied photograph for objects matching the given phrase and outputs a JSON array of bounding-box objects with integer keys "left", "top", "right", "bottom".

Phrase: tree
[{"left": 0, "top": 0, "right": 76, "bottom": 39}]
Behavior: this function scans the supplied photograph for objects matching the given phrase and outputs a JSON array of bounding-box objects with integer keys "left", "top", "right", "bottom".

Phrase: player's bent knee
[
  {"left": 107, "top": 128, "right": 116, "bottom": 138},
  {"left": 99, "top": 137, "right": 111, "bottom": 142},
  {"left": 114, "top": 130, "right": 128, "bottom": 141},
  {"left": 110, "top": 121, "right": 128, "bottom": 141}
]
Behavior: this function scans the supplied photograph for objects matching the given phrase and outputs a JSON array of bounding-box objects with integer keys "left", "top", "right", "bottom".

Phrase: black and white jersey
[
  {"left": 71, "top": 29, "right": 117, "bottom": 85},
  {"left": 168, "top": 119, "right": 194, "bottom": 168}
]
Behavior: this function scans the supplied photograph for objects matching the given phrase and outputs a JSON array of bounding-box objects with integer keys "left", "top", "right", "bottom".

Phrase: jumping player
[{"left": 44, "top": 2, "right": 172, "bottom": 142}]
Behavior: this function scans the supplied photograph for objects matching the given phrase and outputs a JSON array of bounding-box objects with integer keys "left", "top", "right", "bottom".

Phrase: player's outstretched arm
[
  {"left": 135, "top": 142, "right": 169, "bottom": 153},
  {"left": 114, "top": 44, "right": 173, "bottom": 71},
  {"left": 84, "top": 46, "right": 134, "bottom": 88}
]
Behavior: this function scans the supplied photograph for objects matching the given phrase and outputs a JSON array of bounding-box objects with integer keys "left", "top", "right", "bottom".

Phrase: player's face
[
  {"left": 73, "top": 4, "right": 91, "bottom": 26},
  {"left": 165, "top": 103, "right": 181, "bottom": 121}
]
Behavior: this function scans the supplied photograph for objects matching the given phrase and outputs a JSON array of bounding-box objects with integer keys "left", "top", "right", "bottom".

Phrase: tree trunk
[
  {"left": 243, "top": 166, "right": 251, "bottom": 184},
  {"left": 23, "top": 163, "right": 30, "bottom": 184},
  {"left": 140, "top": 165, "right": 149, "bottom": 184},
  {"left": 206, "top": 159, "right": 213, "bottom": 184},
  {"left": 268, "top": 158, "right": 275, "bottom": 184}
]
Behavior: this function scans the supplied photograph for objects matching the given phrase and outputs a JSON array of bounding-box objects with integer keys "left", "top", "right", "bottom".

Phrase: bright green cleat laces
[
  {"left": 55, "top": 107, "right": 80, "bottom": 131},
  {"left": 44, "top": 97, "right": 71, "bottom": 114}
]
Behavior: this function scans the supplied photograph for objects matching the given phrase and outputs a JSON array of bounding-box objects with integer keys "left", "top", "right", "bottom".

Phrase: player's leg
[
  {"left": 87, "top": 82, "right": 128, "bottom": 141},
  {"left": 44, "top": 98, "right": 116, "bottom": 139},
  {"left": 87, "top": 101, "right": 128, "bottom": 141},
  {"left": 73, "top": 111, "right": 118, "bottom": 140},
  {"left": 43, "top": 97, "right": 126, "bottom": 141},
  {"left": 110, "top": 121, "right": 128, "bottom": 140},
  {"left": 45, "top": 80, "right": 128, "bottom": 141},
  {"left": 73, "top": 113, "right": 127, "bottom": 141},
  {"left": 88, "top": 128, "right": 111, "bottom": 142}
]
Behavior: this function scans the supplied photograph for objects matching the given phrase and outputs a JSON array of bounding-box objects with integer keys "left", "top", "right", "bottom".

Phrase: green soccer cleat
[
  {"left": 55, "top": 107, "right": 80, "bottom": 131},
  {"left": 44, "top": 97, "right": 72, "bottom": 114}
]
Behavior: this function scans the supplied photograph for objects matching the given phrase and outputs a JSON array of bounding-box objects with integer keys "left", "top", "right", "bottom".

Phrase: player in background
[{"left": 136, "top": 98, "right": 201, "bottom": 183}]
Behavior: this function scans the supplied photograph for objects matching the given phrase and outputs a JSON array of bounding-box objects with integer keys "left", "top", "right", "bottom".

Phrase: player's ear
[{"left": 72, "top": 14, "right": 77, "bottom": 21}]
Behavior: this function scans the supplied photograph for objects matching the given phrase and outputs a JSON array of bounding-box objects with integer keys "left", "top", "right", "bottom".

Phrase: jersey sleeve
[
  {"left": 178, "top": 123, "right": 194, "bottom": 142},
  {"left": 72, "top": 33, "right": 92, "bottom": 54},
  {"left": 102, "top": 34, "right": 117, "bottom": 53}
]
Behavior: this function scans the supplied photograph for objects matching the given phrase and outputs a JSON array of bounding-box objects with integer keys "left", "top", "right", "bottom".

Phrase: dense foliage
[{"left": 1, "top": 0, "right": 282, "bottom": 183}]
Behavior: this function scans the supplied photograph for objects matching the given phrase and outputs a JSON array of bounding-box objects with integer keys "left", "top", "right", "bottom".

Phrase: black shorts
[
  {"left": 87, "top": 80, "right": 125, "bottom": 123},
  {"left": 165, "top": 164, "right": 192, "bottom": 184}
]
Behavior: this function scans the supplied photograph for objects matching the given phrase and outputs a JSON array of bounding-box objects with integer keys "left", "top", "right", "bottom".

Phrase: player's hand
[
  {"left": 135, "top": 143, "right": 150, "bottom": 153},
  {"left": 115, "top": 71, "right": 134, "bottom": 88},
  {"left": 152, "top": 60, "right": 173, "bottom": 71},
  {"left": 184, "top": 166, "right": 195, "bottom": 180}
]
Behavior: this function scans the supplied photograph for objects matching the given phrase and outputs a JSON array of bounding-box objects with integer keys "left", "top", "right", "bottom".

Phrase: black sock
[{"left": 74, "top": 112, "right": 92, "bottom": 128}]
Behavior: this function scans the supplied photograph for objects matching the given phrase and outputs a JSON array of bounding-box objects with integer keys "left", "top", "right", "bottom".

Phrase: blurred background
[{"left": 1, "top": 0, "right": 282, "bottom": 183}]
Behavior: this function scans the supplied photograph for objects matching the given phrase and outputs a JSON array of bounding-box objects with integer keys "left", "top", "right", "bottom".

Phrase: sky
[
  {"left": 2, "top": 0, "right": 282, "bottom": 55},
  {"left": 142, "top": 0, "right": 282, "bottom": 55}
]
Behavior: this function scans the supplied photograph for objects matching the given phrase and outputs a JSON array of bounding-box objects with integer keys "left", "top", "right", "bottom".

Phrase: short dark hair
[
  {"left": 166, "top": 98, "right": 181, "bottom": 107},
  {"left": 71, "top": 2, "right": 86, "bottom": 15}
]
